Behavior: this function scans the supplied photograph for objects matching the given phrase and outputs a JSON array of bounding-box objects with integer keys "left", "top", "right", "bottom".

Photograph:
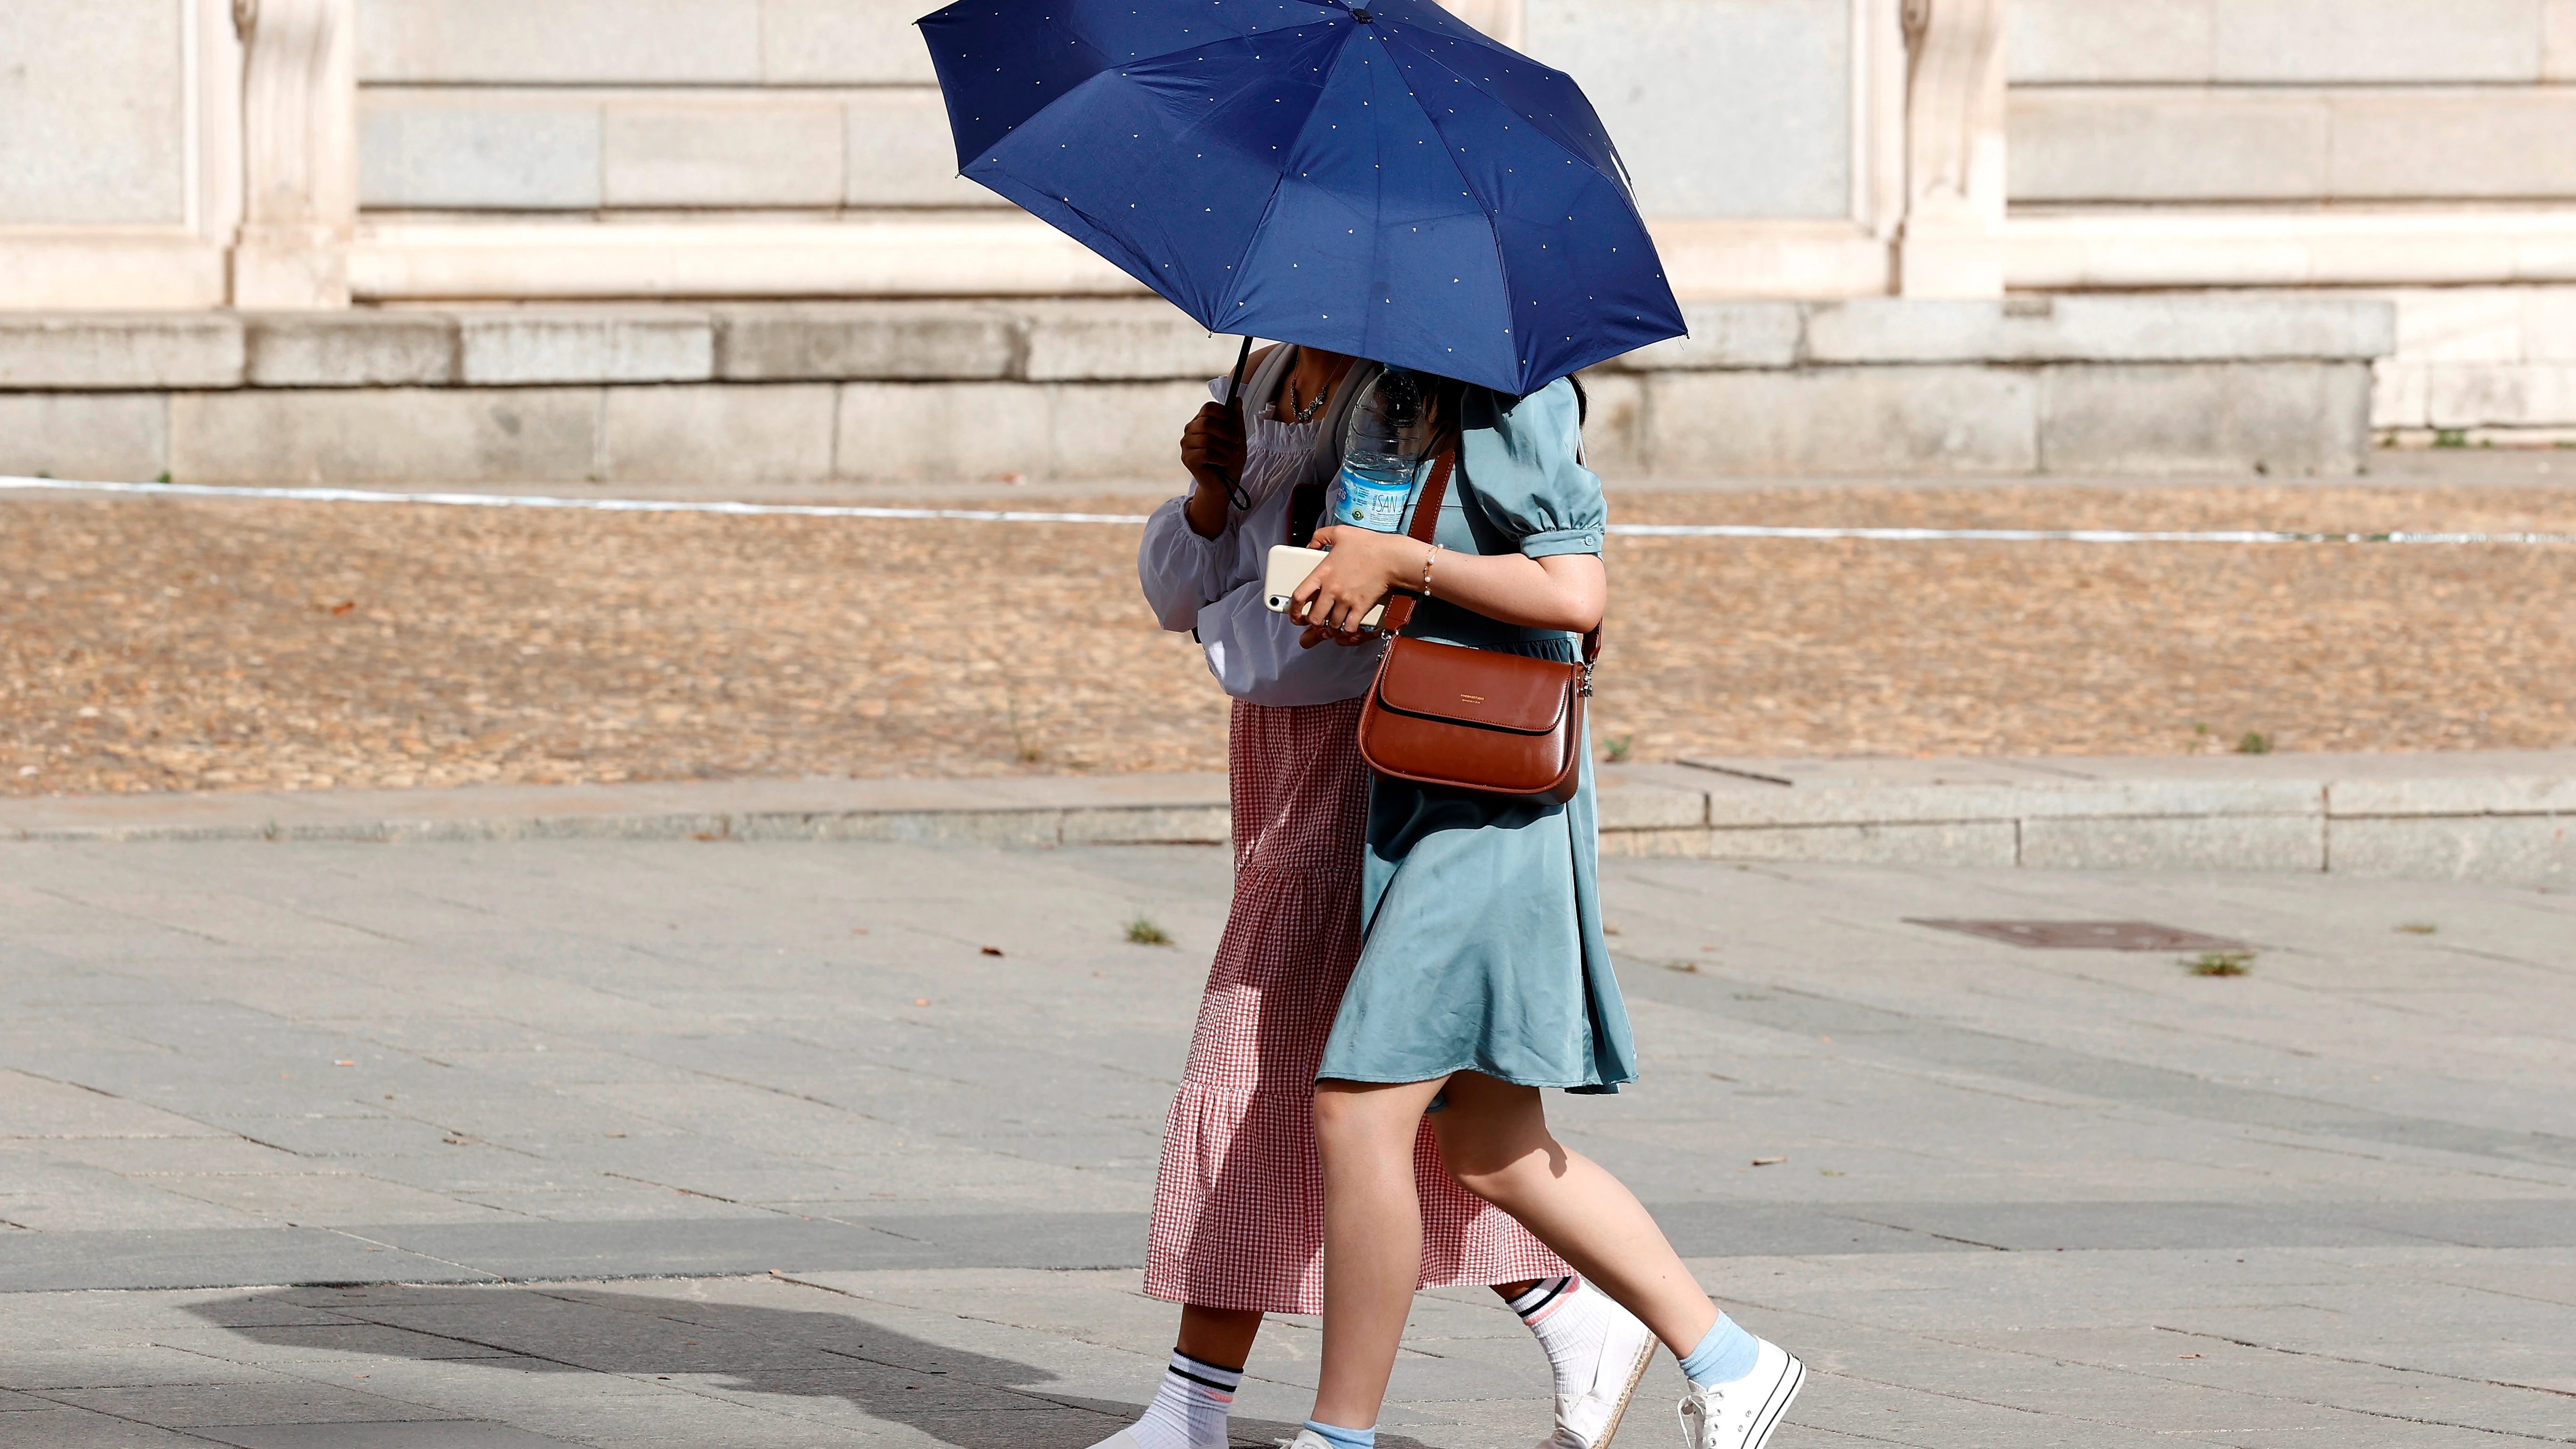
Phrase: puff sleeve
[{"left": 1457, "top": 378, "right": 1605, "bottom": 559}]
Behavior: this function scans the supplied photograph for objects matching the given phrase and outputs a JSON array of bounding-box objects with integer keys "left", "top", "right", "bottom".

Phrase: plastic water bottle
[{"left": 1326, "top": 367, "right": 1427, "bottom": 531}]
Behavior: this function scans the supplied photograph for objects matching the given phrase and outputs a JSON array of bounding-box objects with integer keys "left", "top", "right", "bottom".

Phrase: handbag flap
[{"left": 1374, "top": 637, "right": 1570, "bottom": 735}]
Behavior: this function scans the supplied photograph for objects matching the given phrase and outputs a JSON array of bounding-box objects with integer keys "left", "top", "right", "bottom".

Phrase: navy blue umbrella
[{"left": 917, "top": 0, "right": 1685, "bottom": 395}]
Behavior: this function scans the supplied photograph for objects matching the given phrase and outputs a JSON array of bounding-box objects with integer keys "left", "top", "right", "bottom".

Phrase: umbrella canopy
[{"left": 918, "top": 0, "right": 1685, "bottom": 395}]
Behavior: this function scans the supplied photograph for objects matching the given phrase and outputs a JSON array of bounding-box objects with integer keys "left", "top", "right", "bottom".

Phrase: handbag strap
[
  {"left": 1372, "top": 449, "right": 1453, "bottom": 636},
  {"left": 1374, "top": 447, "right": 1602, "bottom": 668}
]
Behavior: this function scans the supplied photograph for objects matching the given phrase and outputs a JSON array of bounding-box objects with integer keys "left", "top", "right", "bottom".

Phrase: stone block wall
[
  {"left": 0, "top": 1, "right": 194, "bottom": 227},
  {"left": 354, "top": 0, "right": 987, "bottom": 214},
  {"left": 0, "top": 295, "right": 2391, "bottom": 485},
  {"left": 2009, "top": 0, "right": 2576, "bottom": 207},
  {"left": 2002, "top": 0, "right": 2576, "bottom": 438},
  {"left": 2367, "top": 285, "right": 2576, "bottom": 439},
  {"left": 0, "top": 1, "right": 2560, "bottom": 449}
]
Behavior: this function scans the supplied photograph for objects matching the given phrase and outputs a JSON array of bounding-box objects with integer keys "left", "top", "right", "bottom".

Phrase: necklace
[
  {"left": 1284, "top": 374, "right": 1328, "bottom": 425},
  {"left": 1280, "top": 349, "right": 1349, "bottom": 425}
]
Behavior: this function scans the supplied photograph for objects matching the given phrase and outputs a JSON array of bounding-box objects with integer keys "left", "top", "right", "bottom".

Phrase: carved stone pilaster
[
  {"left": 231, "top": 0, "right": 357, "bottom": 309},
  {"left": 1896, "top": 0, "right": 2007, "bottom": 298}
]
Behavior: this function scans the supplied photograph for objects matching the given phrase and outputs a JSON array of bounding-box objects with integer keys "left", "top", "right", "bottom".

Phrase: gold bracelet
[{"left": 1422, "top": 546, "right": 1436, "bottom": 596}]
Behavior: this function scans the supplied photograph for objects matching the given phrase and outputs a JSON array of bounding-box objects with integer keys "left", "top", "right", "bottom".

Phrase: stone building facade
[{"left": 2, "top": 1, "right": 2563, "bottom": 481}]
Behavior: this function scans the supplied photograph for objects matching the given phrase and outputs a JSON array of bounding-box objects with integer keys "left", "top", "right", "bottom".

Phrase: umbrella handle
[{"left": 1217, "top": 334, "right": 1254, "bottom": 511}]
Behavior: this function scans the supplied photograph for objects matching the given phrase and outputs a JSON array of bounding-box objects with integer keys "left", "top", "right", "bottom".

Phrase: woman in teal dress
[
  {"left": 1321, "top": 378, "right": 1633, "bottom": 1097},
  {"left": 1285, "top": 377, "right": 1804, "bottom": 1449}
]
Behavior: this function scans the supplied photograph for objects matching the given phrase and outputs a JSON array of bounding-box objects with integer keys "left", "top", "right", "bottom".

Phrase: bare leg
[
  {"left": 1426, "top": 1071, "right": 1718, "bottom": 1355},
  {"left": 1310, "top": 1077, "right": 1449, "bottom": 1428},
  {"left": 1175, "top": 1303, "right": 1263, "bottom": 1370}
]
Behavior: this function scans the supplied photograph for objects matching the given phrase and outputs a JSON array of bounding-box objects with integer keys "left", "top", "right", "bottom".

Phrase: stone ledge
[
  {"left": 0, "top": 295, "right": 2393, "bottom": 391},
  {"left": 1801, "top": 295, "right": 2396, "bottom": 367},
  {"left": 458, "top": 308, "right": 715, "bottom": 385},
  {"left": 0, "top": 314, "right": 246, "bottom": 389},
  {"left": 1601, "top": 294, "right": 2395, "bottom": 373},
  {"left": 4, "top": 751, "right": 2567, "bottom": 885},
  {"left": 0, "top": 368, "right": 2389, "bottom": 483},
  {"left": 247, "top": 312, "right": 459, "bottom": 386}
]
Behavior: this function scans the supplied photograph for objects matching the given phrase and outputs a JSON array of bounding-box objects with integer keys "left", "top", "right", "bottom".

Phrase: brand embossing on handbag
[{"left": 1354, "top": 448, "right": 1601, "bottom": 804}]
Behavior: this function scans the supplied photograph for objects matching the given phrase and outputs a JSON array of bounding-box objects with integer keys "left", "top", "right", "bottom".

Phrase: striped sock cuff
[
  {"left": 1168, "top": 1351, "right": 1243, "bottom": 1399},
  {"left": 1505, "top": 1275, "right": 1578, "bottom": 1324}
]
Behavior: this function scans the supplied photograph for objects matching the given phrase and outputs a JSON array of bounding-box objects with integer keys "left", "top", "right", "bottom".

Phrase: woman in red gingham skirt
[
  {"left": 1116, "top": 348, "right": 1656, "bottom": 1449},
  {"left": 1144, "top": 697, "right": 1565, "bottom": 1313}
]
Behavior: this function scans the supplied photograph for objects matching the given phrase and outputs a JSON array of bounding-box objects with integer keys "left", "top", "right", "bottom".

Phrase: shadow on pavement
[{"left": 181, "top": 1284, "right": 1420, "bottom": 1449}]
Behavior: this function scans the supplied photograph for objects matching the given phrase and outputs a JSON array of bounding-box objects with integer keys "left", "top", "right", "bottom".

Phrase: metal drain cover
[{"left": 1907, "top": 919, "right": 2249, "bottom": 951}]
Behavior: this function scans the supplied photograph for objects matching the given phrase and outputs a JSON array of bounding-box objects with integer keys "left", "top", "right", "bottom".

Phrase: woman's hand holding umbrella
[{"left": 1179, "top": 399, "right": 1249, "bottom": 539}]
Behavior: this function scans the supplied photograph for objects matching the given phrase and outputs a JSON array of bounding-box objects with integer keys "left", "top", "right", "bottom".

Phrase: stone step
[{"left": 7, "top": 749, "right": 2567, "bottom": 884}]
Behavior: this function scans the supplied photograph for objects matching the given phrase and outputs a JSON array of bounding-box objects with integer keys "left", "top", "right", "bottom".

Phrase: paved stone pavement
[{"left": 2, "top": 836, "right": 2572, "bottom": 1448}]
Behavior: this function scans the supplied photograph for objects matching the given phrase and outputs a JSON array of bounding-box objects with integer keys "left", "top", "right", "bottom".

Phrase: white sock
[
  {"left": 1507, "top": 1275, "right": 1611, "bottom": 1405},
  {"left": 1113, "top": 1350, "right": 1240, "bottom": 1449}
]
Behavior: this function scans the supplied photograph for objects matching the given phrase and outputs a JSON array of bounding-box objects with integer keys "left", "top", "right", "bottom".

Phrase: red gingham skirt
[{"left": 1143, "top": 696, "right": 1568, "bottom": 1314}]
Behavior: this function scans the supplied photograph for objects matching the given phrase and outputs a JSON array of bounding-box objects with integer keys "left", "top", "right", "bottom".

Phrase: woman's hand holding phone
[{"left": 1290, "top": 525, "right": 1419, "bottom": 645}]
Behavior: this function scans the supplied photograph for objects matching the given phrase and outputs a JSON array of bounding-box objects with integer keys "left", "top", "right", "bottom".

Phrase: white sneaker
[
  {"left": 1275, "top": 1433, "right": 1336, "bottom": 1449},
  {"left": 1093, "top": 1431, "right": 1228, "bottom": 1449},
  {"left": 1675, "top": 1338, "right": 1803, "bottom": 1449},
  {"left": 1538, "top": 1295, "right": 1661, "bottom": 1449}
]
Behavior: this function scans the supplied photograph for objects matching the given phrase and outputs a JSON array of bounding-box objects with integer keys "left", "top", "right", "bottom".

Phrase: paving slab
[{"left": 0, "top": 837, "right": 2568, "bottom": 1446}]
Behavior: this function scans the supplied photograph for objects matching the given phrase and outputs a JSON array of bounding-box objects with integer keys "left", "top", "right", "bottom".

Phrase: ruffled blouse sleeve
[
  {"left": 1132, "top": 375, "right": 1238, "bottom": 632},
  {"left": 1456, "top": 377, "right": 1605, "bottom": 558}
]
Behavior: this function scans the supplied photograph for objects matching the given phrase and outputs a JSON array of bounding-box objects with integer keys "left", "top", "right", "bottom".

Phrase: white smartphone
[{"left": 1264, "top": 544, "right": 1385, "bottom": 630}]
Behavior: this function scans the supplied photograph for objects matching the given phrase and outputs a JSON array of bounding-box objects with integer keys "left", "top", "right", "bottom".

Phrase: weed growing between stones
[{"left": 2186, "top": 950, "right": 2255, "bottom": 977}]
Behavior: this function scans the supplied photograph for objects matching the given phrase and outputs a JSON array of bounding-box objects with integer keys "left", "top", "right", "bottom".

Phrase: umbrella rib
[{"left": 1210, "top": 22, "right": 1360, "bottom": 323}]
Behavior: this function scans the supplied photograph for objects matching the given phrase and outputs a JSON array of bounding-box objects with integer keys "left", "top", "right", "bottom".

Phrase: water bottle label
[{"left": 1330, "top": 464, "right": 1414, "bottom": 532}]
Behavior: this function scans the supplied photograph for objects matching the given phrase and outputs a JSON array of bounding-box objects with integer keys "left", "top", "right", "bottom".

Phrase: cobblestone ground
[{"left": 6, "top": 475, "right": 2575, "bottom": 797}]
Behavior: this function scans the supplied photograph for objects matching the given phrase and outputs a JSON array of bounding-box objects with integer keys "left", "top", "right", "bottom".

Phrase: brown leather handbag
[{"left": 1354, "top": 450, "right": 1601, "bottom": 804}]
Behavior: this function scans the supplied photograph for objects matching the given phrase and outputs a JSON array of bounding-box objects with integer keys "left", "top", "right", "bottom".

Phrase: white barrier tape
[
  {"left": 1609, "top": 522, "right": 2576, "bottom": 545},
  {"left": 6, "top": 475, "right": 2571, "bottom": 545},
  {"left": 0, "top": 476, "right": 1153, "bottom": 526}
]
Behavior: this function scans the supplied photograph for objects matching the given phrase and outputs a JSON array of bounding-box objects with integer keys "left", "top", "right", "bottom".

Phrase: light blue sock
[
  {"left": 1677, "top": 1313, "right": 1761, "bottom": 1386},
  {"left": 1304, "top": 1419, "right": 1376, "bottom": 1449}
]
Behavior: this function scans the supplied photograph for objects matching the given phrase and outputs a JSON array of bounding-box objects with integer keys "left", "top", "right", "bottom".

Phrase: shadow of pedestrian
[{"left": 180, "top": 1283, "right": 1431, "bottom": 1449}]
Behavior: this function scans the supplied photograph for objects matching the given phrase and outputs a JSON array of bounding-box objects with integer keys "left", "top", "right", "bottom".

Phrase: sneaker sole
[
  {"left": 1743, "top": 1354, "right": 1804, "bottom": 1449},
  {"left": 1589, "top": 1328, "right": 1659, "bottom": 1449}
]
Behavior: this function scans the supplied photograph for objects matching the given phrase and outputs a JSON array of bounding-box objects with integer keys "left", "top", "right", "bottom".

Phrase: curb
[
  {"left": 1594, "top": 755, "right": 2576, "bottom": 886},
  {"left": 0, "top": 776, "right": 1234, "bottom": 851},
  {"left": 5, "top": 753, "right": 2571, "bottom": 885}
]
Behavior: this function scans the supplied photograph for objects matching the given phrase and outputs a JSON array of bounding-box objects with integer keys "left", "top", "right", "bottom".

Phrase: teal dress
[{"left": 1316, "top": 378, "right": 1637, "bottom": 1095}]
